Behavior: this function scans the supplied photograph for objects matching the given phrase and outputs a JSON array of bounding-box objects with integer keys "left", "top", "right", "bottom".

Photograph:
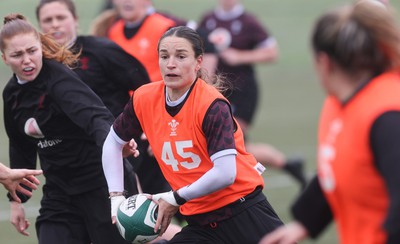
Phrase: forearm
[
  {"left": 0, "top": 163, "right": 10, "bottom": 182},
  {"left": 178, "top": 153, "right": 236, "bottom": 201},
  {"left": 102, "top": 127, "right": 126, "bottom": 193},
  {"left": 291, "top": 175, "right": 333, "bottom": 238},
  {"left": 234, "top": 46, "right": 278, "bottom": 64}
]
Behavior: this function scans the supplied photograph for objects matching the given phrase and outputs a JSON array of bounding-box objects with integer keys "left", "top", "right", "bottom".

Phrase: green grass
[{"left": 0, "top": 0, "right": 399, "bottom": 243}]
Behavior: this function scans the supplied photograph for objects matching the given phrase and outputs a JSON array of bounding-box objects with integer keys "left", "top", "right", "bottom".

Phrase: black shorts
[
  {"left": 36, "top": 185, "right": 130, "bottom": 244},
  {"left": 227, "top": 81, "right": 259, "bottom": 125},
  {"left": 169, "top": 189, "right": 283, "bottom": 244}
]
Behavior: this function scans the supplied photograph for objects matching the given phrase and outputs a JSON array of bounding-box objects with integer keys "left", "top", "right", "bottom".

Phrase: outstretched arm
[{"left": 0, "top": 163, "right": 42, "bottom": 203}]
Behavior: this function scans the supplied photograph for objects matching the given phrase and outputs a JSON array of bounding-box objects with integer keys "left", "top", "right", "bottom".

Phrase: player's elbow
[
  {"left": 223, "top": 170, "right": 236, "bottom": 187},
  {"left": 265, "top": 46, "right": 279, "bottom": 63}
]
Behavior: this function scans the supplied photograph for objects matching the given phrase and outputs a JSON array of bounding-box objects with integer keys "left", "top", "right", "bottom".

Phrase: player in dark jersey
[
  {"left": 35, "top": 0, "right": 151, "bottom": 197},
  {"left": 260, "top": 1, "right": 400, "bottom": 243},
  {"left": 199, "top": 0, "right": 308, "bottom": 189},
  {"left": 92, "top": 0, "right": 218, "bottom": 80},
  {"left": 145, "top": 1, "right": 219, "bottom": 79},
  {"left": 0, "top": 14, "right": 132, "bottom": 244}
]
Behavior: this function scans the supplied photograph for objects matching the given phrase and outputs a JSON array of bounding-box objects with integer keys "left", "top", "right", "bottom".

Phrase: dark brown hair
[{"left": 158, "top": 26, "right": 230, "bottom": 92}]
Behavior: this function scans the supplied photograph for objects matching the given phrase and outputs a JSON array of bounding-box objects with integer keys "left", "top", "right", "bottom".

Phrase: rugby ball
[{"left": 116, "top": 193, "right": 160, "bottom": 243}]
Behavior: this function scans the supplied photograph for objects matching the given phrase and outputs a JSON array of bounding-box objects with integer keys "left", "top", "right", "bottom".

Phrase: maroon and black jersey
[
  {"left": 71, "top": 36, "right": 150, "bottom": 117},
  {"left": 3, "top": 59, "right": 114, "bottom": 195},
  {"left": 199, "top": 7, "right": 274, "bottom": 125},
  {"left": 199, "top": 8, "right": 270, "bottom": 89}
]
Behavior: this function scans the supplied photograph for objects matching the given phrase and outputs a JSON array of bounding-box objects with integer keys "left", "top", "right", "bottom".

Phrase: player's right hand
[
  {"left": 10, "top": 201, "right": 30, "bottom": 236},
  {"left": 258, "top": 221, "right": 307, "bottom": 244}
]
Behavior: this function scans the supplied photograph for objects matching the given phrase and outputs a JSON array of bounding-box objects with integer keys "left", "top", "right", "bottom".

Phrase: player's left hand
[
  {"left": 122, "top": 139, "right": 139, "bottom": 158},
  {"left": 10, "top": 202, "right": 31, "bottom": 236},
  {"left": 151, "top": 192, "right": 179, "bottom": 236}
]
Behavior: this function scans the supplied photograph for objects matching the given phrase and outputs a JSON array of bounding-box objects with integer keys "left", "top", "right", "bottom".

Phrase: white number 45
[{"left": 161, "top": 140, "right": 201, "bottom": 171}]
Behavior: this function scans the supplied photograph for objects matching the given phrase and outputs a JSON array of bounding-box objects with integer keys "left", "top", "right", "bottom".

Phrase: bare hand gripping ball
[{"left": 116, "top": 194, "right": 160, "bottom": 243}]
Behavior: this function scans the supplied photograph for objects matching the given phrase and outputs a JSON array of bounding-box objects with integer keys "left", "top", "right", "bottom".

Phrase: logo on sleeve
[{"left": 24, "top": 118, "right": 44, "bottom": 138}]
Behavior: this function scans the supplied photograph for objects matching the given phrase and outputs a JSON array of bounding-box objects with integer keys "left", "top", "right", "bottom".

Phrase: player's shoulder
[
  {"left": 3, "top": 75, "right": 18, "bottom": 96},
  {"left": 240, "top": 11, "right": 263, "bottom": 24},
  {"left": 77, "top": 35, "right": 118, "bottom": 48},
  {"left": 42, "top": 59, "right": 72, "bottom": 75},
  {"left": 77, "top": 35, "right": 133, "bottom": 59}
]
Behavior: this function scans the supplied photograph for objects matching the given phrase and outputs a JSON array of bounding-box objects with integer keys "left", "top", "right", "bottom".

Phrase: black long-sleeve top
[
  {"left": 292, "top": 111, "right": 400, "bottom": 244},
  {"left": 71, "top": 36, "right": 150, "bottom": 117},
  {"left": 3, "top": 59, "right": 115, "bottom": 196}
]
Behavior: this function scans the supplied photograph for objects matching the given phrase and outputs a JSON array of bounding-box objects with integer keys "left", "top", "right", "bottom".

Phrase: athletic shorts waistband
[{"left": 184, "top": 186, "right": 264, "bottom": 226}]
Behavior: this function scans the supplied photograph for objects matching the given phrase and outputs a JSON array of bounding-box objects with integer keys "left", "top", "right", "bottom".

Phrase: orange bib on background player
[
  {"left": 133, "top": 79, "right": 264, "bottom": 215},
  {"left": 318, "top": 72, "right": 400, "bottom": 244},
  {"left": 108, "top": 14, "right": 175, "bottom": 82}
]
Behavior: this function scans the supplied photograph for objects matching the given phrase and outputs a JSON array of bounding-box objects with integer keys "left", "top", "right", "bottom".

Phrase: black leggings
[{"left": 36, "top": 185, "right": 130, "bottom": 244}]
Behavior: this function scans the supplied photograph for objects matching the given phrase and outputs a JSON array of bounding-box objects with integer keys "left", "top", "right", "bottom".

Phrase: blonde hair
[{"left": 0, "top": 13, "right": 79, "bottom": 68}]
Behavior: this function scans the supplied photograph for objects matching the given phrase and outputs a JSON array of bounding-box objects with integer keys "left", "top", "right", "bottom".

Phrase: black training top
[
  {"left": 71, "top": 36, "right": 150, "bottom": 117},
  {"left": 3, "top": 59, "right": 114, "bottom": 196}
]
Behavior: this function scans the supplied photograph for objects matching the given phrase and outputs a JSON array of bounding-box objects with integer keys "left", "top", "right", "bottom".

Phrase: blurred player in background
[
  {"left": 93, "top": 0, "right": 175, "bottom": 82},
  {"left": 93, "top": 0, "right": 218, "bottom": 80},
  {"left": 199, "top": 0, "right": 308, "bottom": 189},
  {"left": 260, "top": 0, "right": 400, "bottom": 243},
  {"left": 144, "top": 1, "right": 219, "bottom": 78}
]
